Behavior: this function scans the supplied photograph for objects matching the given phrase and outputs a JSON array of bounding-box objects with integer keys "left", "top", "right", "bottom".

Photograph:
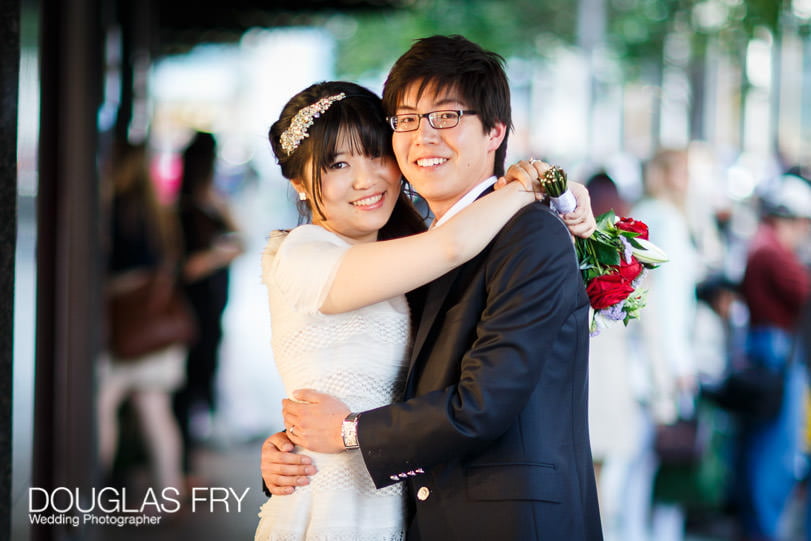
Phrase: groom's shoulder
[
  {"left": 480, "top": 203, "right": 576, "bottom": 273},
  {"left": 498, "top": 202, "right": 570, "bottom": 244}
]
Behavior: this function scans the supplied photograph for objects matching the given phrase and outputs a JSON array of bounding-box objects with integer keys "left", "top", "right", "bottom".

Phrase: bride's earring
[{"left": 298, "top": 191, "right": 307, "bottom": 201}]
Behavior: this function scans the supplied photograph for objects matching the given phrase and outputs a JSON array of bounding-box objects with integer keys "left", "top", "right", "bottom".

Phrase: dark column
[
  {"left": 0, "top": 0, "right": 20, "bottom": 538},
  {"left": 33, "top": 0, "right": 103, "bottom": 539}
]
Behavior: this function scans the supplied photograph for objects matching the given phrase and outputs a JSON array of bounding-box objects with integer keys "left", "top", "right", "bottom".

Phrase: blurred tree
[
  {"left": 311, "top": 0, "right": 793, "bottom": 86},
  {"left": 313, "top": 0, "right": 805, "bottom": 160},
  {"left": 332, "top": 0, "right": 577, "bottom": 78}
]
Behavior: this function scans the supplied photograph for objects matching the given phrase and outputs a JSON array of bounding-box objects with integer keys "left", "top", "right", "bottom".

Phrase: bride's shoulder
[
  {"left": 287, "top": 224, "right": 335, "bottom": 242},
  {"left": 264, "top": 224, "right": 335, "bottom": 252}
]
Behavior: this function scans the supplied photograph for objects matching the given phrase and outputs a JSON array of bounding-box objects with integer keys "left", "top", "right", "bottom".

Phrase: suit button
[{"left": 417, "top": 486, "right": 430, "bottom": 501}]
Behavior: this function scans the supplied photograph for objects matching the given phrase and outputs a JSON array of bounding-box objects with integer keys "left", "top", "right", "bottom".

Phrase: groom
[{"left": 265, "top": 35, "right": 602, "bottom": 540}]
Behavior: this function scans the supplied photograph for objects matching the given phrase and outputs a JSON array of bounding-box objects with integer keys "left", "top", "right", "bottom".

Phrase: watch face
[{"left": 342, "top": 413, "right": 360, "bottom": 449}]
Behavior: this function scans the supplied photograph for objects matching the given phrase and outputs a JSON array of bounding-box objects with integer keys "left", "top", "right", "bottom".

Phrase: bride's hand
[
  {"left": 494, "top": 159, "right": 551, "bottom": 197},
  {"left": 261, "top": 432, "right": 317, "bottom": 495},
  {"left": 495, "top": 160, "right": 596, "bottom": 238},
  {"left": 562, "top": 182, "right": 596, "bottom": 238}
]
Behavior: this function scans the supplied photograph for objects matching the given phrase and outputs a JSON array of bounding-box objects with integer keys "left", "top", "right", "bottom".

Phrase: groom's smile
[{"left": 415, "top": 157, "right": 448, "bottom": 168}]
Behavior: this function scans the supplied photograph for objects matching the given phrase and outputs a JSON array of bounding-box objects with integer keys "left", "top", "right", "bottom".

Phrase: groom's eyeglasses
[{"left": 387, "top": 110, "right": 478, "bottom": 132}]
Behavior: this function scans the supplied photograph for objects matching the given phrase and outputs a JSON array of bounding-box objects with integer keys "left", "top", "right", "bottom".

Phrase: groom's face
[{"left": 391, "top": 82, "right": 506, "bottom": 219}]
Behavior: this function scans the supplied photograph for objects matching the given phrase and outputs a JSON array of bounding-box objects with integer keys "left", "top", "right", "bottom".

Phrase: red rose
[
  {"left": 586, "top": 272, "right": 635, "bottom": 310},
  {"left": 617, "top": 217, "right": 649, "bottom": 240},
  {"left": 616, "top": 256, "right": 643, "bottom": 282}
]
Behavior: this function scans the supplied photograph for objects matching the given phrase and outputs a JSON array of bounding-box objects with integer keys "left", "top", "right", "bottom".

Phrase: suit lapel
[
  {"left": 410, "top": 267, "right": 461, "bottom": 367},
  {"left": 406, "top": 184, "right": 496, "bottom": 391}
]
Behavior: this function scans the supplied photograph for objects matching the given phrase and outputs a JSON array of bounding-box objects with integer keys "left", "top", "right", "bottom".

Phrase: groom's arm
[
  {"left": 283, "top": 205, "right": 586, "bottom": 486},
  {"left": 357, "top": 206, "right": 584, "bottom": 487}
]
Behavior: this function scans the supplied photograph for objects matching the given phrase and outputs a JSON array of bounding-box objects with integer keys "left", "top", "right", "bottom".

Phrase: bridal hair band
[{"left": 280, "top": 92, "right": 347, "bottom": 156}]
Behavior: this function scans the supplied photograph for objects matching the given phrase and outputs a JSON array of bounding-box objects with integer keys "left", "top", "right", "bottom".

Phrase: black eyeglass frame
[{"left": 387, "top": 110, "right": 478, "bottom": 132}]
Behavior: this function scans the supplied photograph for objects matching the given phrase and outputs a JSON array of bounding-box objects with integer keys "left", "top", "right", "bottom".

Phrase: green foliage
[
  {"left": 606, "top": 0, "right": 683, "bottom": 65},
  {"left": 576, "top": 210, "right": 624, "bottom": 281},
  {"left": 333, "top": 0, "right": 578, "bottom": 78},
  {"left": 741, "top": 0, "right": 786, "bottom": 35},
  {"left": 328, "top": 0, "right": 798, "bottom": 82}
]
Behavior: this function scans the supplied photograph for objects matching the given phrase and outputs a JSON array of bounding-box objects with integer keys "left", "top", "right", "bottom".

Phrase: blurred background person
[
  {"left": 694, "top": 274, "right": 747, "bottom": 386},
  {"left": 617, "top": 148, "right": 702, "bottom": 541},
  {"left": 583, "top": 170, "right": 638, "bottom": 540},
  {"left": 691, "top": 273, "right": 747, "bottom": 534},
  {"left": 173, "top": 131, "right": 245, "bottom": 487},
  {"left": 736, "top": 173, "right": 811, "bottom": 541},
  {"left": 98, "top": 140, "right": 188, "bottom": 496},
  {"left": 585, "top": 170, "right": 631, "bottom": 218}
]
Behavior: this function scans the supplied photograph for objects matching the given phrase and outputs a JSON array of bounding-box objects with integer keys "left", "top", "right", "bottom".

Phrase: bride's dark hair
[{"left": 269, "top": 81, "right": 427, "bottom": 240}]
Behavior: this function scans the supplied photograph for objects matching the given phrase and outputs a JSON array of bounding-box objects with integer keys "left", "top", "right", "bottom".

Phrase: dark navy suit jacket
[{"left": 358, "top": 200, "right": 603, "bottom": 540}]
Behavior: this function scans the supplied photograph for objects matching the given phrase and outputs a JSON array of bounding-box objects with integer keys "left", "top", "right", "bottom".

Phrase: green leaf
[
  {"left": 594, "top": 241, "right": 621, "bottom": 266},
  {"left": 595, "top": 210, "right": 617, "bottom": 230},
  {"left": 626, "top": 236, "right": 645, "bottom": 249}
]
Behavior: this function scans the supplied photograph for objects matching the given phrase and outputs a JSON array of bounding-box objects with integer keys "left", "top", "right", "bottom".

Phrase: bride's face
[{"left": 301, "top": 135, "right": 402, "bottom": 245}]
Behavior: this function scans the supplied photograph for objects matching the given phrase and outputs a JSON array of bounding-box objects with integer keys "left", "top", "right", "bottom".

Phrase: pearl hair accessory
[{"left": 280, "top": 92, "right": 347, "bottom": 156}]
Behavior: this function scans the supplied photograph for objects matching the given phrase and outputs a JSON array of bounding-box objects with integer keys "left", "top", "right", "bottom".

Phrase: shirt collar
[{"left": 431, "top": 176, "right": 497, "bottom": 229}]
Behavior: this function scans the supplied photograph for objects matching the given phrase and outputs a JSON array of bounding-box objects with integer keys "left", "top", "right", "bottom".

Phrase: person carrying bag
[
  {"left": 727, "top": 173, "right": 811, "bottom": 540},
  {"left": 97, "top": 140, "right": 193, "bottom": 498}
]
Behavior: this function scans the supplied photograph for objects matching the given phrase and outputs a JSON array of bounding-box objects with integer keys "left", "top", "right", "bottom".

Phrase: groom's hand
[
  {"left": 261, "top": 432, "right": 317, "bottom": 495},
  {"left": 283, "top": 389, "right": 350, "bottom": 454}
]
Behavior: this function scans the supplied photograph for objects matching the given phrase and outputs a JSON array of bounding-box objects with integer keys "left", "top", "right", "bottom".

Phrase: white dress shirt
[{"left": 431, "top": 176, "right": 497, "bottom": 229}]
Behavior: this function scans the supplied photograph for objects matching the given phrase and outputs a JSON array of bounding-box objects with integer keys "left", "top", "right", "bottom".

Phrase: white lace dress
[{"left": 255, "top": 225, "right": 408, "bottom": 541}]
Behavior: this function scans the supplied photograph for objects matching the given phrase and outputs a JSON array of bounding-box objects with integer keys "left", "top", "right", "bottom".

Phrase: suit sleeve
[{"left": 357, "top": 205, "right": 587, "bottom": 488}]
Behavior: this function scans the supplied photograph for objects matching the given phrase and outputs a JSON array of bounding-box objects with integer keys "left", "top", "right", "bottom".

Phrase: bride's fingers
[
  {"left": 561, "top": 212, "right": 596, "bottom": 238},
  {"left": 504, "top": 161, "right": 539, "bottom": 191},
  {"left": 562, "top": 208, "right": 587, "bottom": 225},
  {"left": 260, "top": 454, "right": 315, "bottom": 477},
  {"left": 262, "top": 472, "right": 309, "bottom": 495},
  {"left": 528, "top": 159, "right": 551, "bottom": 181},
  {"left": 260, "top": 436, "right": 318, "bottom": 494},
  {"left": 505, "top": 161, "right": 532, "bottom": 179},
  {"left": 264, "top": 482, "right": 295, "bottom": 496},
  {"left": 521, "top": 159, "right": 549, "bottom": 181}
]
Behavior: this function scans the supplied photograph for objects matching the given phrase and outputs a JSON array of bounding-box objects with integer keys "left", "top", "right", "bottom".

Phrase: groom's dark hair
[{"left": 382, "top": 35, "right": 513, "bottom": 177}]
